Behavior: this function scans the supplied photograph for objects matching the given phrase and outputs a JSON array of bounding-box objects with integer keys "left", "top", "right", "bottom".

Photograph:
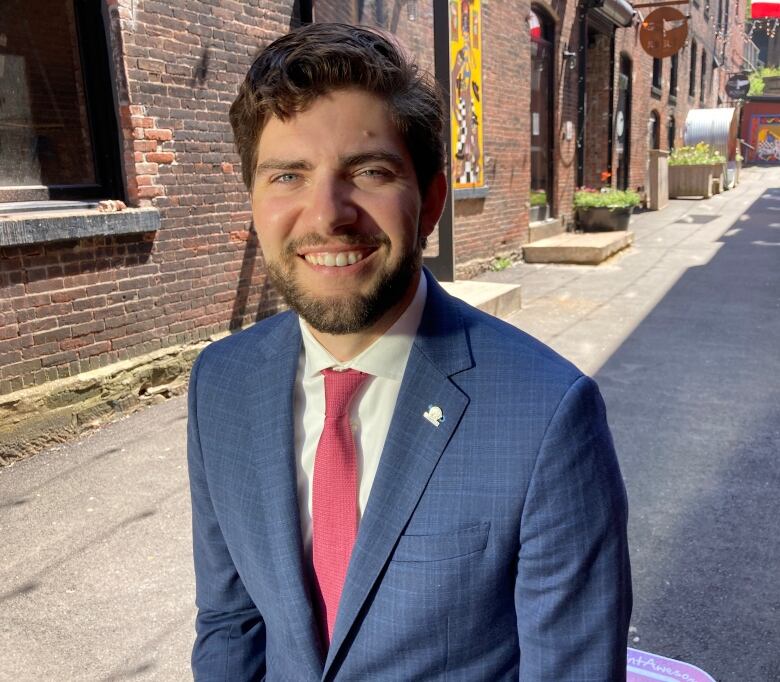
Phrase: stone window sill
[
  {"left": 0, "top": 204, "right": 160, "bottom": 247},
  {"left": 651, "top": 85, "right": 663, "bottom": 99},
  {"left": 454, "top": 186, "right": 490, "bottom": 200}
]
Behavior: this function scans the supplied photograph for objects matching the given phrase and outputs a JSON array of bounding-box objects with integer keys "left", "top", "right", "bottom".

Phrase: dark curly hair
[{"left": 229, "top": 23, "right": 446, "bottom": 194}]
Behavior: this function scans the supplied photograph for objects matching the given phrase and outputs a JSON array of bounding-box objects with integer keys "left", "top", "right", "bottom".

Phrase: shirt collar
[{"left": 299, "top": 273, "right": 427, "bottom": 381}]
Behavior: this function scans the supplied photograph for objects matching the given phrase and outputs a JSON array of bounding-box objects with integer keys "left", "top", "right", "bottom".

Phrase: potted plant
[
  {"left": 529, "top": 189, "right": 548, "bottom": 222},
  {"left": 573, "top": 187, "right": 641, "bottom": 232},
  {"left": 668, "top": 143, "right": 726, "bottom": 198}
]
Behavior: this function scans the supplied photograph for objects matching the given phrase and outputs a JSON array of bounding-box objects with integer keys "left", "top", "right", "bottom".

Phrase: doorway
[
  {"left": 529, "top": 8, "right": 554, "bottom": 221},
  {"left": 615, "top": 55, "right": 632, "bottom": 190}
]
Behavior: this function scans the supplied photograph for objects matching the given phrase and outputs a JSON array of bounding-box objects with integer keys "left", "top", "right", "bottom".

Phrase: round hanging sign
[
  {"left": 725, "top": 73, "right": 750, "bottom": 100},
  {"left": 639, "top": 7, "right": 688, "bottom": 59}
]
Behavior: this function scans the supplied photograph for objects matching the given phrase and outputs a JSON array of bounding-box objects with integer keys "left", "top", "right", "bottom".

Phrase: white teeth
[{"left": 304, "top": 251, "right": 365, "bottom": 267}]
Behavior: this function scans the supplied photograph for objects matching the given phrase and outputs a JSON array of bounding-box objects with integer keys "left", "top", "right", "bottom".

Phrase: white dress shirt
[{"left": 293, "top": 274, "right": 427, "bottom": 561}]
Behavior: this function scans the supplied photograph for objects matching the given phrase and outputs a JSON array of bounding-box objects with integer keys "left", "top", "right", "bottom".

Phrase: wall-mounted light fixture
[{"left": 562, "top": 43, "right": 577, "bottom": 70}]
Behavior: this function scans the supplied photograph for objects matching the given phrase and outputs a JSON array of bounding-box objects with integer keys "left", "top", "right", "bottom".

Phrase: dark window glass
[
  {"left": 0, "top": 1, "right": 95, "bottom": 187},
  {"left": 669, "top": 53, "right": 678, "bottom": 97},
  {"left": 667, "top": 116, "right": 676, "bottom": 150},
  {"left": 0, "top": 0, "right": 122, "bottom": 203},
  {"left": 700, "top": 51, "right": 707, "bottom": 103},
  {"left": 648, "top": 111, "right": 660, "bottom": 151},
  {"left": 689, "top": 41, "right": 697, "bottom": 97},
  {"left": 652, "top": 58, "right": 662, "bottom": 91}
]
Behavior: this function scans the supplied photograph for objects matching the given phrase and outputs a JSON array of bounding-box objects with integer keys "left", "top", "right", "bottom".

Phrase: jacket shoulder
[
  {"left": 195, "top": 310, "right": 298, "bottom": 370},
  {"left": 456, "top": 298, "right": 583, "bottom": 385}
]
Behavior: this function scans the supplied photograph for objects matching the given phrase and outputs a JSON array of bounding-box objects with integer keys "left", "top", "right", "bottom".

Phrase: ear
[{"left": 419, "top": 171, "right": 448, "bottom": 239}]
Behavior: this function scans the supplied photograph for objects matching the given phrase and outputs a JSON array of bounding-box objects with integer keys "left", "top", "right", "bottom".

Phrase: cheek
[
  {"left": 367, "top": 197, "right": 421, "bottom": 244},
  {"left": 251, "top": 197, "right": 297, "bottom": 238}
]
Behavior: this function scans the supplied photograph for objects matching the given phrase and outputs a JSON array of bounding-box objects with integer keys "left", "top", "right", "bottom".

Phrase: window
[
  {"left": 712, "top": 59, "right": 718, "bottom": 99},
  {"left": 648, "top": 111, "right": 661, "bottom": 152},
  {"left": 700, "top": 51, "right": 707, "bottom": 103},
  {"left": 529, "top": 8, "right": 555, "bottom": 216},
  {"left": 689, "top": 41, "right": 697, "bottom": 98},
  {"left": 669, "top": 53, "right": 679, "bottom": 99},
  {"left": 667, "top": 115, "right": 676, "bottom": 151},
  {"left": 651, "top": 58, "right": 663, "bottom": 95},
  {"left": 0, "top": 0, "right": 123, "bottom": 204}
]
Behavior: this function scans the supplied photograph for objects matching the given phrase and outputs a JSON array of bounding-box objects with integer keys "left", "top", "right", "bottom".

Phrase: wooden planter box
[
  {"left": 668, "top": 164, "right": 716, "bottom": 198},
  {"left": 575, "top": 206, "right": 634, "bottom": 232}
]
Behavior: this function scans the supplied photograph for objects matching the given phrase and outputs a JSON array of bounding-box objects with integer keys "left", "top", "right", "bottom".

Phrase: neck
[{"left": 307, "top": 271, "right": 421, "bottom": 362}]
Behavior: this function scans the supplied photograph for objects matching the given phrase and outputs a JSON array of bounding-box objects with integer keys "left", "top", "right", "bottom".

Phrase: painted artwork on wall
[
  {"left": 750, "top": 114, "right": 780, "bottom": 163},
  {"left": 450, "top": 0, "right": 484, "bottom": 190}
]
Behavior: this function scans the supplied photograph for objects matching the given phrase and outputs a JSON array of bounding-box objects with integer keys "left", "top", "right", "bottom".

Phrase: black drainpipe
[{"left": 576, "top": 5, "right": 588, "bottom": 188}]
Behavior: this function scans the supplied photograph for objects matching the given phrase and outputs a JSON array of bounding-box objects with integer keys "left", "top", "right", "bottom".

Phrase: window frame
[
  {"left": 0, "top": 0, "right": 124, "bottom": 206},
  {"left": 689, "top": 40, "right": 697, "bottom": 99}
]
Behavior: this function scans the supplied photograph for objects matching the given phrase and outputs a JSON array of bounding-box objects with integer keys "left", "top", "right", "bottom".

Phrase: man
[{"left": 188, "top": 22, "right": 631, "bottom": 681}]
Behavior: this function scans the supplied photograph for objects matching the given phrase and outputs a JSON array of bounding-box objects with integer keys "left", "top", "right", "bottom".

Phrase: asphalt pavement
[{"left": 2, "top": 165, "right": 778, "bottom": 681}]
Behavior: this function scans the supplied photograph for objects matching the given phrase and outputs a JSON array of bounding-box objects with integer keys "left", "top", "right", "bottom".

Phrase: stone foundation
[{"left": 0, "top": 339, "right": 217, "bottom": 465}]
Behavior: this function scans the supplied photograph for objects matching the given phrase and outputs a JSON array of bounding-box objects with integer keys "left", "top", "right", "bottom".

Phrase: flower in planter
[
  {"left": 668, "top": 142, "right": 725, "bottom": 166},
  {"left": 530, "top": 189, "right": 548, "bottom": 207},
  {"left": 573, "top": 187, "right": 641, "bottom": 211}
]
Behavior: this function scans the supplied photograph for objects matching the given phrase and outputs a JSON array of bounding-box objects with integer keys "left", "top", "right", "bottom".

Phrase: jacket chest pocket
[{"left": 391, "top": 522, "right": 490, "bottom": 562}]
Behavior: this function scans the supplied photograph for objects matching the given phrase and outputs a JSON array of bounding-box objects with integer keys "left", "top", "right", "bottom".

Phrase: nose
[{"left": 304, "top": 175, "right": 359, "bottom": 234}]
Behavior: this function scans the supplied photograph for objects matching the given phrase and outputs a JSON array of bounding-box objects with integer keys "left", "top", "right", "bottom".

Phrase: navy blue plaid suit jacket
[{"left": 188, "top": 269, "right": 632, "bottom": 680}]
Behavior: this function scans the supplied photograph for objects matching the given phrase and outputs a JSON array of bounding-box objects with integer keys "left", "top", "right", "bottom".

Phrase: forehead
[{"left": 255, "top": 89, "right": 409, "bottom": 159}]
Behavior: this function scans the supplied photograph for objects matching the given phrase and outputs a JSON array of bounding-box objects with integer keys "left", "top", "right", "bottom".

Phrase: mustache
[{"left": 283, "top": 232, "right": 391, "bottom": 257}]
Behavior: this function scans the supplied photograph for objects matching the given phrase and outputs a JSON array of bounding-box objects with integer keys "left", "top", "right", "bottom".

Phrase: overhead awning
[{"left": 587, "top": 0, "right": 635, "bottom": 28}]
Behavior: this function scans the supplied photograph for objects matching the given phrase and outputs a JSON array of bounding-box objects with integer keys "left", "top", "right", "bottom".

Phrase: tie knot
[{"left": 322, "top": 368, "right": 369, "bottom": 417}]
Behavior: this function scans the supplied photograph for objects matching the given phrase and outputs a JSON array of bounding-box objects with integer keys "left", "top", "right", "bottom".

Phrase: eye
[
  {"left": 270, "top": 172, "right": 300, "bottom": 184},
  {"left": 356, "top": 167, "right": 393, "bottom": 180}
]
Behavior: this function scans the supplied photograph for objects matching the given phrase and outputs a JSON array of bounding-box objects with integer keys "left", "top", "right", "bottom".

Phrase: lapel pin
[{"left": 423, "top": 405, "right": 444, "bottom": 427}]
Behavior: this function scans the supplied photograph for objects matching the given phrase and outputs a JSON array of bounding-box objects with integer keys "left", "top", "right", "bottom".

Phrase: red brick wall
[
  {"left": 612, "top": 0, "right": 747, "bottom": 194},
  {"left": 0, "top": 0, "right": 296, "bottom": 395},
  {"left": 450, "top": 1, "right": 531, "bottom": 265}
]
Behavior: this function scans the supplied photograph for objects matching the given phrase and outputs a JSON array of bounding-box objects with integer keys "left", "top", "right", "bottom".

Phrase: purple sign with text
[{"left": 627, "top": 647, "right": 717, "bottom": 682}]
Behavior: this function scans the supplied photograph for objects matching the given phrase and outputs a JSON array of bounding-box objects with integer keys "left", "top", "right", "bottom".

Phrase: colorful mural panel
[
  {"left": 449, "top": 0, "right": 484, "bottom": 190},
  {"left": 749, "top": 114, "right": 780, "bottom": 163}
]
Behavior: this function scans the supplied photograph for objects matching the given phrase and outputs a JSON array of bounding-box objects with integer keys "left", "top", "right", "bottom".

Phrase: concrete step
[
  {"left": 440, "top": 279, "right": 522, "bottom": 317},
  {"left": 522, "top": 231, "right": 633, "bottom": 265},
  {"left": 528, "top": 217, "right": 565, "bottom": 242}
]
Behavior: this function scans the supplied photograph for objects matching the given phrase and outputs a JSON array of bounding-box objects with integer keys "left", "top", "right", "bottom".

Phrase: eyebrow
[
  {"left": 254, "top": 150, "right": 406, "bottom": 175},
  {"left": 255, "top": 159, "right": 312, "bottom": 174}
]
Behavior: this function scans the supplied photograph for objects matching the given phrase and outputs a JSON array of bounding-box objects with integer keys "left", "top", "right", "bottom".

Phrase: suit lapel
[
  {"left": 323, "top": 274, "right": 474, "bottom": 676},
  {"left": 245, "top": 314, "right": 324, "bottom": 678}
]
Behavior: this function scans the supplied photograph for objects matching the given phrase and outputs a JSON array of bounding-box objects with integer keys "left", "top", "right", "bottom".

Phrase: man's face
[{"left": 251, "top": 89, "right": 443, "bottom": 336}]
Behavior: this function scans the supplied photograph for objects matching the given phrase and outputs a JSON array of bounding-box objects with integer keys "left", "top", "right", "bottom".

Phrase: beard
[{"left": 266, "top": 233, "right": 424, "bottom": 335}]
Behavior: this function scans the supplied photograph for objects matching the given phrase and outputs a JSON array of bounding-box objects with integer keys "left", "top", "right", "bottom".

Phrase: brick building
[{"left": 0, "top": 1, "right": 748, "bottom": 458}]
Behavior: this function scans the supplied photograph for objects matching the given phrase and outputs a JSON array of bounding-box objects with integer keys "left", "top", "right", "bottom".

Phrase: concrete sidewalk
[
  {"left": 477, "top": 168, "right": 767, "bottom": 374},
  {"left": 1, "top": 165, "right": 777, "bottom": 680}
]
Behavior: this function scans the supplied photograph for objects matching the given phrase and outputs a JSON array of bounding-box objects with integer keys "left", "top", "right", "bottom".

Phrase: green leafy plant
[
  {"left": 573, "top": 187, "right": 641, "bottom": 210},
  {"left": 748, "top": 66, "right": 780, "bottom": 96},
  {"left": 490, "top": 256, "right": 513, "bottom": 272},
  {"left": 530, "top": 189, "right": 547, "bottom": 207},
  {"left": 668, "top": 142, "right": 726, "bottom": 166}
]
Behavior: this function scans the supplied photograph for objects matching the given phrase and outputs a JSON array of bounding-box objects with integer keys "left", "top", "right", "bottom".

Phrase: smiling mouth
[{"left": 301, "top": 250, "right": 371, "bottom": 267}]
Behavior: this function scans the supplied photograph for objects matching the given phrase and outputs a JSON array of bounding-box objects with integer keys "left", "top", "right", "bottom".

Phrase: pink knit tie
[{"left": 312, "top": 368, "right": 369, "bottom": 646}]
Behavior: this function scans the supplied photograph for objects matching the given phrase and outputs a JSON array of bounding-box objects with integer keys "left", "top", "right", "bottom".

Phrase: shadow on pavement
[{"left": 594, "top": 187, "right": 780, "bottom": 679}]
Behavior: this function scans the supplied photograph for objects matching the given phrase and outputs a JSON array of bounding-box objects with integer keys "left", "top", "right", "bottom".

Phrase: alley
[{"left": 1, "top": 166, "right": 778, "bottom": 680}]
